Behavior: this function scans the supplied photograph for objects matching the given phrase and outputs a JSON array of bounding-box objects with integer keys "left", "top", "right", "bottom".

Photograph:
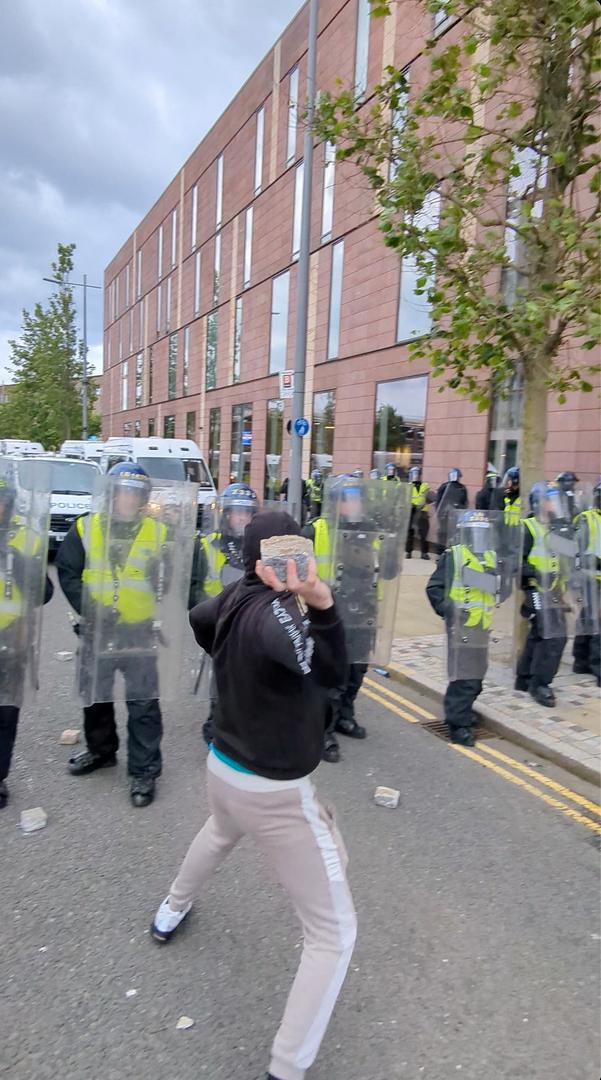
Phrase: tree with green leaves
[
  {"left": 316, "top": 0, "right": 600, "bottom": 492},
  {"left": 0, "top": 243, "right": 100, "bottom": 448}
]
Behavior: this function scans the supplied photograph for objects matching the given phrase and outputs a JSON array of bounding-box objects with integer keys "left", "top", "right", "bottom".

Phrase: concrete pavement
[{"left": 1, "top": 579, "right": 600, "bottom": 1080}]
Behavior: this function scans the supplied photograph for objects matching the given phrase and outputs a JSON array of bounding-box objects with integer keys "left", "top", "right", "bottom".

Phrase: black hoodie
[{"left": 189, "top": 511, "right": 347, "bottom": 779}]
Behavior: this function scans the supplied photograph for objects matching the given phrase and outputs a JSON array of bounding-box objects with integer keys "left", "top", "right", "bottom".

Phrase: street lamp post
[{"left": 43, "top": 273, "right": 101, "bottom": 440}]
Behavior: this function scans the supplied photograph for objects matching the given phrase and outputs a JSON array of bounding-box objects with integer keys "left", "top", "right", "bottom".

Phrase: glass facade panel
[
  {"left": 233, "top": 297, "right": 242, "bottom": 384},
  {"left": 186, "top": 410, "right": 196, "bottom": 441},
  {"left": 321, "top": 141, "right": 336, "bottom": 240},
  {"left": 209, "top": 407, "right": 221, "bottom": 488},
  {"left": 206, "top": 312, "right": 218, "bottom": 390},
  {"left": 230, "top": 402, "right": 253, "bottom": 484},
  {"left": 264, "top": 398, "right": 284, "bottom": 500},
  {"left": 292, "top": 161, "right": 304, "bottom": 261},
  {"left": 397, "top": 190, "right": 440, "bottom": 341},
  {"left": 243, "top": 206, "right": 253, "bottom": 288},
  {"left": 183, "top": 326, "right": 190, "bottom": 395},
  {"left": 163, "top": 415, "right": 175, "bottom": 438},
  {"left": 269, "top": 271, "right": 290, "bottom": 374},
  {"left": 372, "top": 375, "right": 428, "bottom": 475},
  {"left": 255, "top": 106, "right": 265, "bottom": 195},
  {"left": 287, "top": 68, "right": 299, "bottom": 165},
  {"left": 327, "top": 240, "right": 344, "bottom": 360},
  {"left": 354, "top": 0, "right": 371, "bottom": 101},
  {"left": 135, "top": 352, "right": 143, "bottom": 407},
  {"left": 310, "top": 391, "right": 336, "bottom": 476},
  {"left": 168, "top": 333, "right": 178, "bottom": 399}
]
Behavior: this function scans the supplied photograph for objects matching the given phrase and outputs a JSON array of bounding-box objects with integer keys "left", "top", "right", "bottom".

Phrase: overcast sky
[{"left": 0, "top": 0, "right": 303, "bottom": 382}]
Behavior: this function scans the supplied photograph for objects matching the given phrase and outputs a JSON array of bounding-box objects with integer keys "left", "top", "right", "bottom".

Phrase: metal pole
[
  {"left": 289, "top": 0, "right": 318, "bottom": 523},
  {"left": 82, "top": 273, "right": 88, "bottom": 439}
]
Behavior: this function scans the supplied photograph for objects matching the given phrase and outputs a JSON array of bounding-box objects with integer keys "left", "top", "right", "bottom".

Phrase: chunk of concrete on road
[
  {"left": 20, "top": 808, "right": 48, "bottom": 833},
  {"left": 59, "top": 729, "right": 81, "bottom": 746},
  {"left": 176, "top": 1016, "right": 195, "bottom": 1030},
  {"left": 374, "top": 786, "right": 400, "bottom": 809}
]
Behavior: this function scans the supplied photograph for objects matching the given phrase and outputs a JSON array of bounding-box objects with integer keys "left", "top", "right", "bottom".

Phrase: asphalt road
[{"left": 1, "top": 575, "right": 599, "bottom": 1080}]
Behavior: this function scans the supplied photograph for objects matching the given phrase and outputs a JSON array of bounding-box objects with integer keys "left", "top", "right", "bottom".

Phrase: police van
[
  {"left": 100, "top": 437, "right": 216, "bottom": 526},
  {"left": 1, "top": 439, "right": 45, "bottom": 457},
  {"left": 59, "top": 439, "right": 105, "bottom": 463},
  {"left": 43, "top": 457, "right": 102, "bottom": 553}
]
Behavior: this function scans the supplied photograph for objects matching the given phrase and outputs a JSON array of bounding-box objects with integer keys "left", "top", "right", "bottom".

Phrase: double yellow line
[{"left": 361, "top": 676, "right": 601, "bottom": 836}]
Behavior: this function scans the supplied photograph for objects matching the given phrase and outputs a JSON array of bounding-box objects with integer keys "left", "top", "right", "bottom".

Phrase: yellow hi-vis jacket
[
  {"left": 77, "top": 513, "right": 167, "bottom": 624},
  {"left": 449, "top": 545, "right": 497, "bottom": 629}
]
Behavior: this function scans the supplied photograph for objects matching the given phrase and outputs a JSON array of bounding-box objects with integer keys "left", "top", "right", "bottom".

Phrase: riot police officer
[
  {"left": 307, "top": 469, "right": 323, "bottom": 519},
  {"left": 198, "top": 482, "right": 259, "bottom": 745},
  {"left": 405, "top": 465, "right": 430, "bottom": 559},
  {"left": 572, "top": 477, "right": 601, "bottom": 685},
  {"left": 57, "top": 463, "right": 171, "bottom": 807},
  {"left": 475, "top": 467, "right": 501, "bottom": 511},
  {"left": 426, "top": 510, "right": 509, "bottom": 746},
  {"left": 494, "top": 466, "right": 521, "bottom": 524},
  {"left": 515, "top": 482, "right": 570, "bottom": 707},
  {"left": 0, "top": 472, "right": 53, "bottom": 808},
  {"left": 435, "top": 468, "right": 469, "bottom": 552}
]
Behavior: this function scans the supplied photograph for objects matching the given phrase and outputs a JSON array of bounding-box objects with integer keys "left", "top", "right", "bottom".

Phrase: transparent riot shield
[
  {"left": 444, "top": 510, "right": 522, "bottom": 682},
  {"left": 524, "top": 489, "right": 578, "bottom": 641},
  {"left": 0, "top": 456, "right": 50, "bottom": 707},
  {"left": 322, "top": 477, "right": 411, "bottom": 664},
  {"left": 571, "top": 485, "right": 600, "bottom": 640},
  {"left": 77, "top": 475, "right": 197, "bottom": 706}
]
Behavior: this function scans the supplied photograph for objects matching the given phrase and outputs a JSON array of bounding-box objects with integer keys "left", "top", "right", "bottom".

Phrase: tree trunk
[{"left": 520, "top": 351, "right": 548, "bottom": 506}]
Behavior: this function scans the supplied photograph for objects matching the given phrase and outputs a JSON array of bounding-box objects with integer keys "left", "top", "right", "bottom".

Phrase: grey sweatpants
[{"left": 170, "top": 752, "right": 357, "bottom": 1080}]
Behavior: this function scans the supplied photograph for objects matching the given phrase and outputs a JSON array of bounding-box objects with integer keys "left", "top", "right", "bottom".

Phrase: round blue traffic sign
[{"left": 293, "top": 417, "right": 310, "bottom": 437}]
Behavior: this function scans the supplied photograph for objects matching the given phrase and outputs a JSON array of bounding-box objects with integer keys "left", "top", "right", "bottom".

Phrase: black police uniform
[
  {"left": 515, "top": 520, "right": 567, "bottom": 697},
  {"left": 435, "top": 480, "right": 468, "bottom": 552}
]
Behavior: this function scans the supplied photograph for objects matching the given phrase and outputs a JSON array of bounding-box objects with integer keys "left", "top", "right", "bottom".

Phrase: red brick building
[{"left": 102, "top": 0, "right": 600, "bottom": 500}]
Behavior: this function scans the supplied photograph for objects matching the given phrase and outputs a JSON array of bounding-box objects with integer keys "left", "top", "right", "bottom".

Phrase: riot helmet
[
  {"left": 385, "top": 463, "right": 396, "bottom": 479},
  {"left": 485, "top": 466, "right": 500, "bottom": 490},
  {"left": 108, "top": 462, "right": 151, "bottom": 522},
  {"left": 351, "top": 469, "right": 364, "bottom": 478},
  {"left": 503, "top": 466, "right": 520, "bottom": 494},
  {"left": 528, "top": 481, "right": 547, "bottom": 516},
  {"left": 329, "top": 475, "right": 365, "bottom": 524},
  {"left": 408, "top": 466, "right": 421, "bottom": 484},
  {"left": 220, "top": 482, "right": 259, "bottom": 538},
  {"left": 369, "top": 468, "right": 380, "bottom": 480},
  {"left": 448, "top": 468, "right": 462, "bottom": 482},
  {"left": 555, "top": 471, "right": 579, "bottom": 519},
  {"left": 311, "top": 469, "right": 321, "bottom": 484},
  {"left": 457, "top": 509, "right": 492, "bottom": 556},
  {"left": 543, "top": 483, "right": 571, "bottom": 525}
]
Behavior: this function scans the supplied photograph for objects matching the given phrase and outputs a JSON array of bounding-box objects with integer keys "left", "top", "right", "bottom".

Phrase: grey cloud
[{"left": 0, "top": 0, "right": 301, "bottom": 379}]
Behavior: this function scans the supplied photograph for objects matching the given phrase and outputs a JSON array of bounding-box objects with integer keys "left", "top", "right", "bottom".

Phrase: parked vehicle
[
  {"left": 0, "top": 439, "right": 45, "bottom": 457},
  {"left": 43, "top": 457, "right": 102, "bottom": 553},
  {"left": 100, "top": 438, "right": 216, "bottom": 525},
  {"left": 59, "top": 439, "right": 105, "bottom": 462}
]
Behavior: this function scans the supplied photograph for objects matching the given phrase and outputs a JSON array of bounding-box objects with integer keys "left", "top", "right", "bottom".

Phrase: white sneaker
[{"left": 151, "top": 897, "right": 192, "bottom": 942}]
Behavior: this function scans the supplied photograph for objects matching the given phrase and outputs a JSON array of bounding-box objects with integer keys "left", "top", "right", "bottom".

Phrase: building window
[
  {"left": 209, "top": 407, "right": 221, "bottom": 488},
  {"left": 233, "top": 297, "right": 243, "bottom": 384},
  {"left": 135, "top": 352, "right": 143, "bottom": 407},
  {"left": 163, "top": 415, "right": 175, "bottom": 438},
  {"left": 397, "top": 189, "right": 440, "bottom": 342},
  {"left": 194, "top": 250, "right": 202, "bottom": 315},
  {"left": 138, "top": 298, "right": 144, "bottom": 348},
  {"left": 148, "top": 417, "right": 155, "bottom": 437},
  {"left": 287, "top": 68, "right": 299, "bottom": 166},
  {"left": 390, "top": 70, "right": 410, "bottom": 181},
  {"left": 156, "top": 283, "right": 162, "bottom": 335},
  {"left": 157, "top": 224, "right": 163, "bottom": 280},
  {"left": 243, "top": 206, "right": 253, "bottom": 288},
  {"left": 171, "top": 207, "right": 177, "bottom": 268},
  {"left": 206, "top": 311, "right": 218, "bottom": 390},
  {"left": 168, "top": 333, "right": 178, "bottom": 399},
  {"left": 148, "top": 347, "right": 154, "bottom": 404},
  {"left": 115, "top": 275, "right": 120, "bottom": 317},
  {"left": 191, "top": 184, "right": 198, "bottom": 251},
  {"left": 186, "top": 410, "right": 196, "bottom": 441},
  {"left": 269, "top": 271, "right": 290, "bottom": 374},
  {"left": 215, "top": 153, "right": 224, "bottom": 229},
  {"left": 136, "top": 249, "right": 142, "bottom": 299},
  {"left": 121, "top": 361, "right": 128, "bottom": 411},
  {"left": 311, "top": 391, "right": 336, "bottom": 477},
  {"left": 433, "top": 3, "right": 455, "bottom": 37},
  {"left": 230, "top": 402, "right": 253, "bottom": 484},
  {"left": 183, "top": 326, "right": 190, "bottom": 396},
  {"left": 264, "top": 398, "right": 284, "bottom": 500},
  {"left": 166, "top": 275, "right": 172, "bottom": 331},
  {"left": 373, "top": 375, "right": 428, "bottom": 474},
  {"left": 118, "top": 320, "right": 123, "bottom": 360},
  {"left": 321, "top": 141, "right": 336, "bottom": 241},
  {"left": 213, "top": 232, "right": 221, "bottom": 307},
  {"left": 292, "top": 161, "right": 304, "bottom": 261},
  {"left": 354, "top": 0, "right": 371, "bottom": 101},
  {"left": 327, "top": 240, "right": 344, "bottom": 360},
  {"left": 134, "top": 419, "right": 141, "bottom": 436},
  {"left": 128, "top": 309, "right": 133, "bottom": 354},
  {"left": 125, "top": 263, "right": 130, "bottom": 309},
  {"left": 502, "top": 147, "right": 545, "bottom": 308},
  {"left": 254, "top": 106, "right": 265, "bottom": 195}
]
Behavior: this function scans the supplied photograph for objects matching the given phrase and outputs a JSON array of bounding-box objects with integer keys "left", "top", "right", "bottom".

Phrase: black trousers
[
  {"left": 0, "top": 706, "right": 19, "bottom": 782},
  {"left": 573, "top": 627, "right": 601, "bottom": 680},
  {"left": 445, "top": 631, "right": 488, "bottom": 730},
  {"left": 81, "top": 653, "right": 162, "bottom": 778},
  {"left": 516, "top": 616, "right": 566, "bottom": 688},
  {"left": 406, "top": 508, "right": 430, "bottom": 557},
  {"left": 325, "top": 663, "right": 368, "bottom": 735},
  {"left": 444, "top": 680, "right": 482, "bottom": 730}
]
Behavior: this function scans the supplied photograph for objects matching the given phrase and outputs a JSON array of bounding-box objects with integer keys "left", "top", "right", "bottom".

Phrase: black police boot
[
  {"left": 130, "top": 777, "right": 155, "bottom": 807},
  {"left": 530, "top": 683, "right": 556, "bottom": 708},
  {"left": 573, "top": 662, "right": 592, "bottom": 675},
  {"left": 0, "top": 780, "right": 8, "bottom": 808},
  {"left": 450, "top": 726, "right": 476, "bottom": 747},
  {"left": 406, "top": 550, "right": 412, "bottom": 559},
  {"left": 421, "top": 553, "right": 430, "bottom": 560},
  {"left": 514, "top": 676, "right": 529, "bottom": 692},
  {"left": 322, "top": 733, "right": 340, "bottom": 764},
  {"left": 69, "top": 750, "right": 117, "bottom": 776},
  {"left": 336, "top": 716, "right": 367, "bottom": 739}
]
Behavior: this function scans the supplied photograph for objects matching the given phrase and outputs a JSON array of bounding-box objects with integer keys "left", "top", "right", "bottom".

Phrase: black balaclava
[{"left": 242, "top": 510, "right": 301, "bottom": 577}]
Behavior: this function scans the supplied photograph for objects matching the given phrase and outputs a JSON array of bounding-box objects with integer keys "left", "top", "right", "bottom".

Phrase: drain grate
[{"left": 419, "top": 718, "right": 495, "bottom": 742}]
